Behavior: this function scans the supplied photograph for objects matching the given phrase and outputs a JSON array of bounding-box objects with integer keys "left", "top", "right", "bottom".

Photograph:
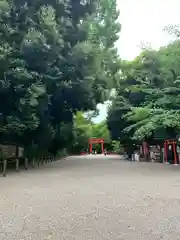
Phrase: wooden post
[
  {"left": 89, "top": 143, "right": 92, "bottom": 154},
  {"left": 41, "top": 156, "right": 44, "bottom": 164},
  {"left": 25, "top": 157, "right": 28, "bottom": 170},
  {"left": 101, "top": 142, "right": 104, "bottom": 154},
  {"left": 173, "top": 142, "right": 178, "bottom": 166},
  {"left": 164, "top": 141, "right": 167, "bottom": 163},
  {"left": 32, "top": 157, "right": 35, "bottom": 168},
  {"left": 3, "top": 159, "right": 7, "bottom": 177},
  {"left": 143, "top": 141, "right": 149, "bottom": 161},
  {"left": 37, "top": 158, "right": 40, "bottom": 167},
  {"left": 16, "top": 158, "right": 19, "bottom": 172}
]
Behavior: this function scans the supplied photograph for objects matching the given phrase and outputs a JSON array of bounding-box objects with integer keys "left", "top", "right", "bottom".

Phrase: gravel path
[{"left": 1, "top": 155, "right": 180, "bottom": 240}]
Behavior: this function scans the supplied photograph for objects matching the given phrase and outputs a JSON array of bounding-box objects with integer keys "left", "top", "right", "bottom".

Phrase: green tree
[
  {"left": 108, "top": 40, "right": 180, "bottom": 149},
  {"left": 72, "top": 112, "right": 112, "bottom": 153},
  {"left": 92, "top": 121, "right": 110, "bottom": 141},
  {"left": 72, "top": 112, "right": 92, "bottom": 153},
  {"left": 0, "top": 0, "right": 120, "bottom": 157}
]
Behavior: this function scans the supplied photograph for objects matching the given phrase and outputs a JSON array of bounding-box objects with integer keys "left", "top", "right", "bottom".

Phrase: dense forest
[
  {"left": 0, "top": 0, "right": 180, "bottom": 161},
  {"left": 107, "top": 25, "right": 180, "bottom": 155},
  {"left": 0, "top": 0, "right": 120, "bottom": 158}
]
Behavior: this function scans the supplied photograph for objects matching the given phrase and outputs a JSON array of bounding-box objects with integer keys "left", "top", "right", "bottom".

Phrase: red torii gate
[
  {"left": 88, "top": 138, "right": 104, "bottom": 154},
  {"left": 164, "top": 139, "right": 178, "bottom": 165}
]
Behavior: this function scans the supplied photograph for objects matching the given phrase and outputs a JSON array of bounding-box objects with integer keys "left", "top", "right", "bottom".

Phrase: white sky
[
  {"left": 117, "top": 0, "right": 180, "bottom": 60},
  {"left": 93, "top": 0, "right": 180, "bottom": 122}
]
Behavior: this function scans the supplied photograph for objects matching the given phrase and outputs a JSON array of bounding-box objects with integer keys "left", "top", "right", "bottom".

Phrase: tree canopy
[
  {"left": 107, "top": 39, "right": 180, "bottom": 149},
  {"left": 72, "top": 111, "right": 113, "bottom": 154},
  {"left": 0, "top": 0, "right": 120, "bottom": 157}
]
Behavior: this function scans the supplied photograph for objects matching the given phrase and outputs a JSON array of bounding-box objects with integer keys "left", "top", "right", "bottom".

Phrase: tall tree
[
  {"left": 108, "top": 40, "right": 180, "bottom": 147},
  {"left": 0, "top": 0, "right": 121, "bottom": 156}
]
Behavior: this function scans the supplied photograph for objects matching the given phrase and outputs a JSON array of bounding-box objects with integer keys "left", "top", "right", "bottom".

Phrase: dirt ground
[{"left": 1, "top": 155, "right": 180, "bottom": 240}]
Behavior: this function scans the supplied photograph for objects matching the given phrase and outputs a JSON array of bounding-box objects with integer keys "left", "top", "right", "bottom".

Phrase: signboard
[
  {"left": 150, "top": 145, "right": 161, "bottom": 162},
  {"left": 0, "top": 145, "right": 24, "bottom": 158}
]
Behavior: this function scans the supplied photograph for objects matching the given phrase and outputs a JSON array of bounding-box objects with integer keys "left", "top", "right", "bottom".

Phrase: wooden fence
[{"left": 0, "top": 144, "right": 57, "bottom": 177}]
